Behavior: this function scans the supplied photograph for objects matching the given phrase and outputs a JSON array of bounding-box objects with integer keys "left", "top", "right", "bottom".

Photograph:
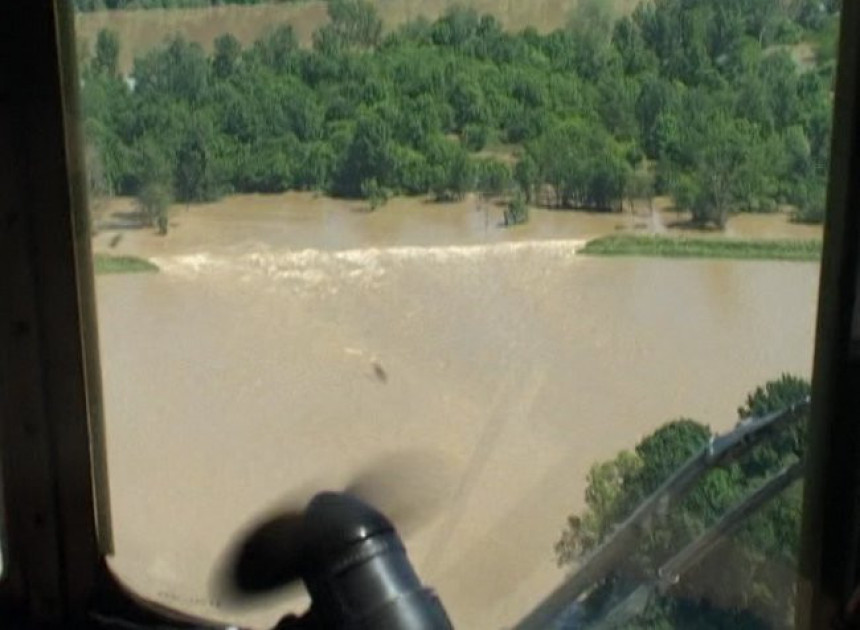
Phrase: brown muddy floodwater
[{"left": 92, "top": 193, "right": 821, "bottom": 629}]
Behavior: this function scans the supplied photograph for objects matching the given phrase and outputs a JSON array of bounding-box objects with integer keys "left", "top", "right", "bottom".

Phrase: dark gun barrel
[{"left": 287, "top": 492, "right": 453, "bottom": 630}]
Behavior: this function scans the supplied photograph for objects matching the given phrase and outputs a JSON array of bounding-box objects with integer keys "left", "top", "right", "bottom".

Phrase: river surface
[{"left": 92, "top": 193, "right": 821, "bottom": 629}]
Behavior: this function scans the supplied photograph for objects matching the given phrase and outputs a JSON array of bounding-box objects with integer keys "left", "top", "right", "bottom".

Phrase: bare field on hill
[{"left": 75, "top": 0, "right": 640, "bottom": 73}]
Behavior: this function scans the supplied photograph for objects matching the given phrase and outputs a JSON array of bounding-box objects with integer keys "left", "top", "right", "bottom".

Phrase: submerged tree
[
  {"left": 313, "top": 0, "right": 383, "bottom": 53},
  {"left": 504, "top": 190, "right": 529, "bottom": 226},
  {"left": 137, "top": 179, "right": 172, "bottom": 235},
  {"left": 360, "top": 177, "right": 390, "bottom": 211}
]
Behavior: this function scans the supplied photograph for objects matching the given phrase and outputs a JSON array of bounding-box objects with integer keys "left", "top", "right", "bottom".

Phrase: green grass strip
[
  {"left": 581, "top": 235, "right": 822, "bottom": 261},
  {"left": 582, "top": 235, "right": 821, "bottom": 261},
  {"left": 94, "top": 253, "right": 159, "bottom": 274}
]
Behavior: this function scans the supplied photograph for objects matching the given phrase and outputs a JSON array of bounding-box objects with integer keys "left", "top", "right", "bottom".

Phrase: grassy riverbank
[
  {"left": 94, "top": 253, "right": 159, "bottom": 274},
  {"left": 581, "top": 235, "right": 822, "bottom": 262}
]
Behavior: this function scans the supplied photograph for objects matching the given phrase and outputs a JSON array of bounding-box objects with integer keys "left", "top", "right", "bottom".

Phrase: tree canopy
[
  {"left": 79, "top": 0, "right": 838, "bottom": 225},
  {"left": 556, "top": 374, "right": 811, "bottom": 628}
]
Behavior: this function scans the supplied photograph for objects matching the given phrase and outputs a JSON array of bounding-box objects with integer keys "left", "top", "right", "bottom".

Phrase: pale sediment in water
[{"left": 93, "top": 194, "right": 820, "bottom": 629}]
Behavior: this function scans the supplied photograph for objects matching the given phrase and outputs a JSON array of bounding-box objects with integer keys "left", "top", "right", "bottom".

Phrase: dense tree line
[
  {"left": 80, "top": 0, "right": 838, "bottom": 226},
  {"left": 556, "top": 375, "right": 810, "bottom": 628}
]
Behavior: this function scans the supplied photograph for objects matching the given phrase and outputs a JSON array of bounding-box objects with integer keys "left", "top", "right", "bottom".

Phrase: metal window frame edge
[{"left": 1, "top": 0, "right": 859, "bottom": 627}]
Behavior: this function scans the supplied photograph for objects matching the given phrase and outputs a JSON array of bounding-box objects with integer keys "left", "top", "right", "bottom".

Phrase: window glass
[{"left": 73, "top": 0, "right": 837, "bottom": 627}]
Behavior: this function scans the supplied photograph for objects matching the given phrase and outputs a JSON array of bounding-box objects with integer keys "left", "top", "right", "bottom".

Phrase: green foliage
[
  {"left": 425, "top": 135, "right": 474, "bottom": 201},
  {"left": 475, "top": 158, "right": 511, "bottom": 199},
  {"left": 527, "top": 119, "right": 630, "bottom": 210},
  {"left": 93, "top": 253, "right": 159, "bottom": 274},
  {"left": 792, "top": 179, "right": 828, "bottom": 224},
  {"left": 212, "top": 34, "right": 242, "bottom": 79},
  {"left": 513, "top": 154, "right": 539, "bottom": 203},
  {"left": 556, "top": 376, "right": 812, "bottom": 627},
  {"left": 503, "top": 190, "right": 529, "bottom": 226},
  {"left": 175, "top": 121, "right": 221, "bottom": 202},
  {"left": 581, "top": 235, "right": 822, "bottom": 261},
  {"left": 137, "top": 179, "right": 172, "bottom": 234},
  {"left": 670, "top": 115, "right": 762, "bottom": 228},
  {"left": 360, "top": 177, "right": 391, "bottom": 211},
  {"left": 625, "top": 164, "right": 655, "bottom": 210},
  {"left": 313, "top": 0, "right": 382, "bottom": 53},
  {"left": 78, "top": 0, "right": 835, "bottom": 224},
  {"left": 93, "top": 29, "right": 120, "bottom": 78},
  {"left": 134, "top": 36, "right": 210, "bottom": 102},
  {"left": 462, "top": 124, "right": 490, "bottom": 151},
  {"left": 334, "top": 110, "right": 394, "bottom": 197}
]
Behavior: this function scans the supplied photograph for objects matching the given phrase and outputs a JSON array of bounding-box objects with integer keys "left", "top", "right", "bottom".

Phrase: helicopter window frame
[{"left": 1, "top": 0, "right": 860, "bottom": 626}]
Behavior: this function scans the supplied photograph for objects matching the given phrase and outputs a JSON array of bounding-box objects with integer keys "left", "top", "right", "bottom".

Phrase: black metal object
[
  {"left": 239, "top": 492, "right": 453, "bottom": 630},
  {"left": 0, "top": 0, "right": 107, "bottom": 623}
]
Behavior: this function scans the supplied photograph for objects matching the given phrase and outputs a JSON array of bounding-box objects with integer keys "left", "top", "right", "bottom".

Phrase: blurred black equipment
[{"left": 230, "top": 492, "right": 453, "bottom": 630}]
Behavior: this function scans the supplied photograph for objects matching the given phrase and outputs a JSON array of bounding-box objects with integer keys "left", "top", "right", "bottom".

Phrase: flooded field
[{"left": 93, "top": 194, "right": 821, "bottom": 628}]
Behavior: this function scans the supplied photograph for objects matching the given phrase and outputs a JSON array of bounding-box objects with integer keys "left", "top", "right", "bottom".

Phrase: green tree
[
  {"left": 137, "top": 179, "right": 172, "bottom": 235},
  {"left": 636, "top": 75, "right": 678, "bottom": 159},
  {"left": 93, "top": 29, "right": 120, "bottom": 78},
  {"left": 625, "top": 164, "right": 655, "bottom": 213},
  {"left": 450, "top": 74, "right": 490, "bottom": 131},
  {"left": 313, "top": 0, "right": 382, "bottom": 53},
  {"left": 462, "top": 123, "right": 490, "bottom": 151},
  {"left": 475, "top": 159, "right": 511, "bottom": 199},
  {"left": 360, "top": 177, "right": 391, "bottom": 211},
  {"left": 133, "top": 36, "right": 210, "bottom": 103},
  {"left": 431, "top": 6, "right": 481, "bottom": 48},
  {"left": 513, "top": 154, "right": 539, "bottom": 203},
  {"left": 556, "top": 375, "right": 811, "bottom": 628},
  {"left": 334, "top": 111, "right": 395, "bottom": 197},
  {"left": 294, "top": 141, "right": 336, "bottom": 191},
  {"left": 792, "top": 179, "right": 827, "bottom": 224},
  {"left": 235, "top": 137, "right": 296, "bottom": 193},
  {"left": 250, "top": 25, "right": 298, "bottom": 73},
  {"left": 503, "top": 190, "right": 529, "bottom": 226},
  {"left": 79, "top": 0, "right": 834, "bottom": 224},
  {"left": 212, "top": 34, "right": 242, "bottom": 79},
  {"left": 566, "top": 0, "right": 616, "bottom": 80},
  {"left": 175, "top": 123, "right": 218, "bottom": 204},
  {"left": 671, "top": 115, "right": 760, "bottom": 228},
  {"left": 612, "top": 16, "right": 658, "bottom": 76},
  {"left": 426, "top": 135, "right": 474, "bottom": 201},
  {"left": 529, "top": 119, "right": 630, "bottom": 210}
]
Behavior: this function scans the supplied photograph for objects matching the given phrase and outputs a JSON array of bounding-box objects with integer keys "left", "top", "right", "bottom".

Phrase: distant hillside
[{"left": 74, "top": 0, "right": 639, "bottom": 74}]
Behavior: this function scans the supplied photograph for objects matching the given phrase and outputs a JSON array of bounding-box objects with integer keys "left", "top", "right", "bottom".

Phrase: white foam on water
[{"left": 151, "top": 239, "right": 588, "bottom": 290}]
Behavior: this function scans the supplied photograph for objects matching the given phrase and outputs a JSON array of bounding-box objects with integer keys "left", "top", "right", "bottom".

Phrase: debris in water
[{"left": 372, "top": 361, "right": 388, "bottom": 383}]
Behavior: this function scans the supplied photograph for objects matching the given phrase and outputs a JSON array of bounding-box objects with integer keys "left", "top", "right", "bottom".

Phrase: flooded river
[{"left": 92, "top": 193, "right": 821, "bottom": 629}]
